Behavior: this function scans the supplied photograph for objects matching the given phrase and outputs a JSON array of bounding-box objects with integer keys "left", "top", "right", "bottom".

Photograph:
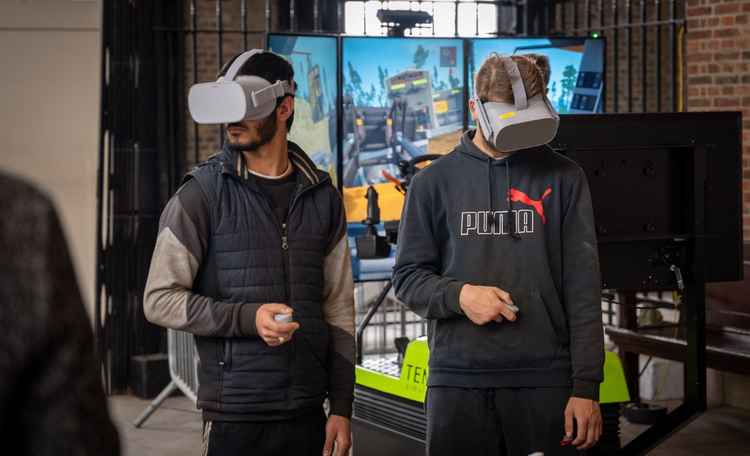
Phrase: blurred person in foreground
[{"left": 0, "top": 172, "right": 120, "bottom": 455}]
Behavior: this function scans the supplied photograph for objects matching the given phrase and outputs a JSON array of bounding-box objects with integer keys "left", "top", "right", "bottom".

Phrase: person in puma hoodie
[{"left": 393, "top": 54, "right": 604, "bottom": 456}]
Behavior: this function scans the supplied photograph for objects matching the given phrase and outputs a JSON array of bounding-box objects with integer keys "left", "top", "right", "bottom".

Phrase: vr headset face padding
[
  {"left": 188, "top": 49, "right": 296, "bottom": 124},
  {"left": 473, "top": 57, "right": 559, "bottom": 152}
]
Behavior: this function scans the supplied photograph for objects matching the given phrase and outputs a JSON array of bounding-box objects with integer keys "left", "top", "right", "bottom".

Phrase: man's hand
[
  {"left": 564, "top": 397, "right": 602, "bottom": 450},
  {"left": 323, "top": 415, "right": 351, "bottom": 456},
  {"left": 459, "top": 284, "right": 517, "bottom": 325},
  {"left": 255, "top": 303, "right": 300, "bottom": 347}
]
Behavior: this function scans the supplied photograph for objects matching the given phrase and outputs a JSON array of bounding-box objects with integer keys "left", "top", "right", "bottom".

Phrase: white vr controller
[{"left": 273, "top": 313, "right": 293, "bottom": 323}]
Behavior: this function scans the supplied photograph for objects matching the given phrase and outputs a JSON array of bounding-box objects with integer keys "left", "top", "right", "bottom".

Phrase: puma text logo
[{"left": 460, "top": 209, "right": 534, "bottom": 236}]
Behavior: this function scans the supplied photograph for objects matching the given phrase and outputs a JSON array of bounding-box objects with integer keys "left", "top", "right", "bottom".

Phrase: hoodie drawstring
[
  {"left": 505, "top": 160, "right": 519, "bottom": 239},
  {"left": 487, "top": 157, "right": 520, "bottom": 240},
  {"left": 487, "top": 160, "right": 495, "bottom": 229}
]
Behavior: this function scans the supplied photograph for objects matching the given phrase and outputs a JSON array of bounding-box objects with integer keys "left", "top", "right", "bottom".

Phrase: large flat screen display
[
  {"left": 342, "top": 37, "right": 465, "bottom": 188},
  {"left": 469, "top": 37, "right": 605, "bottom": 115},
  {"left": 267, "top": 34, "right": 338, "bottom": 180}
]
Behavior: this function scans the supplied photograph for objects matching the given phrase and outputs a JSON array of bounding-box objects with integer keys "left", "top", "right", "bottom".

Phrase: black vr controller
[
  {"left": 355, "top": 154, "right": 442, "bottom": 259},
  {"left": 356, "top": 186, "right": 391, "bottom": 259}
]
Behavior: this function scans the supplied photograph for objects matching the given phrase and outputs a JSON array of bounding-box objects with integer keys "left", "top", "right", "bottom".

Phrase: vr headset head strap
[
  {"left": 501, "top": 56, "right": 528, "bottom": 110},
  {"left": 223, "top": 50, "right": 296, "bottom": 110},
  {"left": 221, "top": 49, "right": 264, "bottom": 82},
  {"left": 471, "top": 81, "right": 494, "bottom": 141},
  {"left": 249, "top": 80, "right": 294, "bottom": 107}
]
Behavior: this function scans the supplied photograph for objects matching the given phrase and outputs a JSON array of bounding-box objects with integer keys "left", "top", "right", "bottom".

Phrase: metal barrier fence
[
  {"left": 133, "top": 329, "right": 199, "bottom": 428},
  {"left": 355, "top": 281, "right": 427, "bottom": 362}
]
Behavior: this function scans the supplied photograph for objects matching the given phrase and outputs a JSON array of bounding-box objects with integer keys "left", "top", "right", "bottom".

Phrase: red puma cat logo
[{"left": 508, "top": 187, "right": 552, "bottom": 224}]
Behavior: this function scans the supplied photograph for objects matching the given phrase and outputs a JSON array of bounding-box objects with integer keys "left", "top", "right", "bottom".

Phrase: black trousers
[
  {"left": 426, "top": 386, "right": 580, "bottom": 456},
  {"left": 202, "top": 410, "right": 326, "bottom": 456}
]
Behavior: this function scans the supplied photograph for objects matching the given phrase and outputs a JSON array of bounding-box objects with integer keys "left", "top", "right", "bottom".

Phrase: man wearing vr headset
[
  {"left": 394, "top": 54, "right": 604, "bottom": 455},
  {"left": 144, "top": 51, "right": 354, "bottom": 456}
]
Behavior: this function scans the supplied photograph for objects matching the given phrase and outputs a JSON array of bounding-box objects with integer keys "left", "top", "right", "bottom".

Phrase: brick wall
[
  {"left": 184, "top": 0, "right": 269, "bottom": 168},
  {"left": 556, "top": 0, "right": 681, "bottom": 114},
  {"left": 686, "top": 0, "right": 750, "bottom": 241}
]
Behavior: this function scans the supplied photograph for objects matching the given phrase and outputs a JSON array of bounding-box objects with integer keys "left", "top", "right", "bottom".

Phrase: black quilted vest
[{"left": 187, "top": 144, "right": 339, "bottom": 420}]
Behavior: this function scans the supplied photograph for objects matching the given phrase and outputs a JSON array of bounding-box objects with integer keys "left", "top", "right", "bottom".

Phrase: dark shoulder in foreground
[
  {"left": 0, "top": 172, "right": 58, "bottom": 266},
  {"left": 0, "top": 171, "right": 51, "bottom": 211}
]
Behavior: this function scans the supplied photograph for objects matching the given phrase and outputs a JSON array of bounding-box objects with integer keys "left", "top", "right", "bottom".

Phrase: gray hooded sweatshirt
[{"left": 393, "top": 130, "right": 604, "bottom": 400}]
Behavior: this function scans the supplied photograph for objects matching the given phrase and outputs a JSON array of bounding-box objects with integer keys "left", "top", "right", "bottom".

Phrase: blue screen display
[
  {"left": 342, "top": 37, "right": 465, "bottom": 187},
  {"left": 267, "top": 34, "right": 605, "bottom": 189},
  {"left": 469, "top": 37, "right": 605, "bottom": 114},
  {"left": 268, "top": 34, "right": 338, "bottom": 180}
]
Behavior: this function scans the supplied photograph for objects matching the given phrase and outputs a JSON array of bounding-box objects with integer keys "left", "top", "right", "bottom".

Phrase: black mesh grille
[{"left": 353, "top": 385, "right": 427, "bottom": 442}]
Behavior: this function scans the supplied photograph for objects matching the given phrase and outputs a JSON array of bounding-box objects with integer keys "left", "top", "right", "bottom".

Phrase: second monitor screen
[
  {"left": 342, "top": 37, "right": 465, "bottom": 188},
  {"left": 470, "top": 37, "right": 605, "bottom": 115}
]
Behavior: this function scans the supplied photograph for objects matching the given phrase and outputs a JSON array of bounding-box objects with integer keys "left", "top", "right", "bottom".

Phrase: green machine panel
[{"left": 356, "top": 338, "right": 630, "bottom": 405}]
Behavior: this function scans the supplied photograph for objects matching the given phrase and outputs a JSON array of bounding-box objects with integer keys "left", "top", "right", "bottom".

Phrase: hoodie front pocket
[{"left": 462, "top": 289, "right": 561, "bottom": 369}]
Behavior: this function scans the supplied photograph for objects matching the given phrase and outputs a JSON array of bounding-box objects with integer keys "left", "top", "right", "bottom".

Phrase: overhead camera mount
[{"left": 376, "top": 9, "right": 433, "bottom": 37}]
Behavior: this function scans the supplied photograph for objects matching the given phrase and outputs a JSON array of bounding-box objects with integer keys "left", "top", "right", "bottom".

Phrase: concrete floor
[
  {"left": 111, "top": 395, "right": 202, "bottom": 456},
  {"left": 111, "top": 395, "right": 750, "bottom": 455},
  {"left": 620, "top": 404, "right": 750, "bottom": 455}
]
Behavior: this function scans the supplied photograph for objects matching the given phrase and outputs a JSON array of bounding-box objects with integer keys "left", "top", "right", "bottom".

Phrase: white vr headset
[
  {"left": 188, "top": 49, "right": 295, "bottom": 124},
  {"left": 471, "top": 55, "right": 560, "bottom": 152}
]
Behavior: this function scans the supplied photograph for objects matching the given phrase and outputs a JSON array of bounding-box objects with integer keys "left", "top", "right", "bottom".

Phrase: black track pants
[
  {"left": 202, "top": 410, "right": 326, "bottom": 456},
  {"left": 426, "top": 386, "right": 580, "bottom": 456}
]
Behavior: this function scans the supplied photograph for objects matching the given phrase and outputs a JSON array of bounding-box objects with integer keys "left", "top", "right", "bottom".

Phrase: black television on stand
[{"left": 551, "top": 112, "right": 743, "bottom": 455}]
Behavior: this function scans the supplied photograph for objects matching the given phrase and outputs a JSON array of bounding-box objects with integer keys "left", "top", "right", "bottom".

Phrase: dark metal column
[
  {"left": 612, "top": 0, "right": 619, "bottom": 112},
  {"left": 241, "top": 0, "right": 248, "bottom": 50},
  {"left": 621, "top": 145, "right": 709, "bottom": 455},
  {"left": 97, "top": 0, "right": 185, "bottom": 393},
  {"left": 525, "top": 0, "right": 550, "bottom": 35},
  {"left": 216, "top": 0, "right": 224, "bottom": 146},
  {"left": 656, "top": 0, "right": 662, "bottom": 111},
  {"left": 618, "top": 291, "right": 641, "bottom": 402},
  {"left": 628, "top": 0, "right": 633, "bottom": 112},
  {"left": 190, "top": 0, "right": 199, "bottom": 164},
  {"left": 641, "top": 0, "right": 648, "bottom": 112}
]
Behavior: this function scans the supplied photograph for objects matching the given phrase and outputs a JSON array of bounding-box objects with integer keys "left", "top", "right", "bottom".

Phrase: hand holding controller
[
  {"left": 255, "top": 304, "right": 299, "bottom": 347},
  {"left": 459, "top": 284, "right": 518, "bottom": 325}
]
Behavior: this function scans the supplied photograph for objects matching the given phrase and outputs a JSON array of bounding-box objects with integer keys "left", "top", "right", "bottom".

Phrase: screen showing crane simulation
[
  {"left": 342, "top": 37, "right": 465, "bottom": 188},
  {"left": 469, "top": 37, "right": 605, "bottom": 116},
  {"left": 267, "top": 34, "right": 338, "bottom": 181}
]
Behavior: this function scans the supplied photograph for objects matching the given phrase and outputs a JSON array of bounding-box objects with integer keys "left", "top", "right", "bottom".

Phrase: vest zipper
[
  {"left": 280, "top": 183, "right": 312, "bottom": 302},
  {"left": 239, "top": 176, "right": 324, "bottom": 303},
  {"left": 281, "top": 221, "right": 289, "bottom": 301},
  {"left": 281, "top": 222, "right": 289, "bottom": 250},
  {"left": 281, "top": 219, "right": 294, "bottom": 383}
]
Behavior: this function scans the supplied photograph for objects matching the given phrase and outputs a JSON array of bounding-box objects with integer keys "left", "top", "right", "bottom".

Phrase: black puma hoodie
[{"left": 393, "top": 130, "right": 604, "bottom": 400}]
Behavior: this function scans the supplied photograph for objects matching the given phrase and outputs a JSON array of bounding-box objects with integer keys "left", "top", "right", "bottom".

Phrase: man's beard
[{"left": 226, "top": 114, "right": 278, "bottom": 152}]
